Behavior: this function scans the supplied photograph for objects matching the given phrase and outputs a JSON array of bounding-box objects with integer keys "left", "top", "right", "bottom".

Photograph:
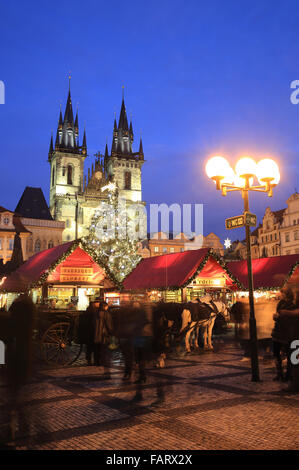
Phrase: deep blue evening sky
[{"left": 0, "top": 0, "right": 299, "bottom": 243}]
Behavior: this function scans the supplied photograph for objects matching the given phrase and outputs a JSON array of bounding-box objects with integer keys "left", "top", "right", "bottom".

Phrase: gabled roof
[
  {"left": 0, "top": 240, "right": 117, "bottom": 292},
  {"left": 227, "top": 254, "right": 299, "bottom": 290},
  {"left": 0, "top": 206, "right": 14, "bottom": 214},
  {"left": 272, "top": 209, "right": 286, "bottom": 224},
  {"left": 15, "top": 187, "right": 53, "bottom": 220},
  {"left": 123, "top": 248, "right": 241, "bottom": 290}
]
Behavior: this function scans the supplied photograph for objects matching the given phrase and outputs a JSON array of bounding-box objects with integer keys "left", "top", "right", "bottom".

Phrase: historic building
[
  {"left": 226, "top": 192, "right": 299, "bottom": 259},
  {"left": 280, "top": 192, "right": 299, "bottom": 255},
  {"left": 0, "top": 206, "right": 30, "bottom": 265},
  {"left": 146, "top": 231, "right": 224, "bottom": 257},
  {"left": 15, "top": 187, "right": 65, "bottom": 259},
  {"left": 48, "top": 84, "right": 146, "bottom": 243}
]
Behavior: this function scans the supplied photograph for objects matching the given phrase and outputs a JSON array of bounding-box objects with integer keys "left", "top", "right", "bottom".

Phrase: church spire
[
  {"left": 139, "top": 137, "right": 144, "bottom": 160},
  {"left": 48, "top": 134, "right": 54, "bottom": 155},
  {"left": 82, "top": 126, "right": 87, "bottom": 155}
]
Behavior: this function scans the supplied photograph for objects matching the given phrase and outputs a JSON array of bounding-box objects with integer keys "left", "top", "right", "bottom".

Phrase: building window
[
  {"left": 124, "top": 171, "right": 131, "bottom": 190},
  {"left": 66, "top": 235, "right": 71, "bottom": 241},
  {"left": 154, "top": 246, "right": 159, "bottom": 253},
  {"left": 52, "top": 166, "right": 55, "bottom": 187},
  {"left": 34, "top": 239, "right": 41, "bottom": 253},
  {"left": 270, "top": 234, "right": 272, "bottom": 241},
  {"left": 274, "top": 233, "right": 277, "bottom": 240},
  {"left": 67, "top": 165, "right": 73, "bottom": 185},
  {"left": 8, "top": 238, "right": 14, "bottom": 251},
  {"left": 295, "top": 231, "right": 299, "bottom": 240},
  {"left": 285, "top": 233, "right": 290, "bottom": 242},
  {"left": 3, "top": 217, "right": 9, "bottom": 225},
  {"left": 163, "top": 247, "right": 168, "bottom": 253},
  {"left": 66, "top": 219, "right": 71, "bottom": 228},
  {"left": 170, "top": 247, "right": 175, "bottom": 253},
  {"left": 48, "top": 241, "right": 54, "bottom": 249},
  {"left": 180, "top": 248, "right": 184, "bottom": 252}
]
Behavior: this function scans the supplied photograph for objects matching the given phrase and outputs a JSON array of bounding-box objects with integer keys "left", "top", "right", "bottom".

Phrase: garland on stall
[
  {"left": 29, "top": 239, "right": 122, "bottom": 291},
  {"left": 283, "top": 259, "right": 299, "bottom": 288}
]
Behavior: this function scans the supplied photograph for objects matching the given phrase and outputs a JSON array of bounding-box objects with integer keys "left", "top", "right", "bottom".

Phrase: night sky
[{"left": 1, "top": 0, "right": 299, "bottom": 243}]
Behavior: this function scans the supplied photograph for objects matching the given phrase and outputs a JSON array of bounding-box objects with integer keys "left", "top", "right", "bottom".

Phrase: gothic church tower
[{"left": 48, "top": 80, "right": 87, "bottom": 241}]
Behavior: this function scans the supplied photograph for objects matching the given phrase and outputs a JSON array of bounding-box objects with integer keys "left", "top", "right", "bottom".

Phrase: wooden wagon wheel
[{"left": 41, "top": 322, "right": 82, "bottom": 366}]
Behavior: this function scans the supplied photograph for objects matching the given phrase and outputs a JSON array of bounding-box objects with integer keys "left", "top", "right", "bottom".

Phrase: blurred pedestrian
[
  {"left": 7, "top": 293, "right": 36, "bottom": 441},
  {"left": 272, "top": 287, "right": 294, "bottom": 381},
  {"left": 78, "top": 298, "right": 100, "bottom": 365},
  {"left": 93, "top": 301, "right": 114, "bottom": 379}
]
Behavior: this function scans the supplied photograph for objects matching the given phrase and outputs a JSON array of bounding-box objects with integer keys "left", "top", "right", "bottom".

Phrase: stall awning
[
  {"left": 227, "top": 254, "right": 299, "bottom": 290},
  {"left": 123, "top": 248, "right": 241, "bottom": 290},
  {"left": 0, "top": 240, "right": 116, "bottom": 292}
]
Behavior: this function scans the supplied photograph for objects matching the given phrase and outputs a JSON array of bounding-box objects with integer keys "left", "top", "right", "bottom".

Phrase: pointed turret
[
  {"left": 55, "top": 129, "right": 60, "bottom": 149},
  {"left": 82, "top": 127, "right": 87, "bottom": 155},
  {"left": 129, "top": 120, "right": 134, "bottom": 142},
  {"left": 48, "top": 134, "right": 54, "bottom": 155},
  {"left": 58, "top": 108, "right": 63, "bottom": 129},
  {"left": 74, "top": 110, "right": 79, "bottom": 132},
  {"left": 139, "top": 137, "right": 144, "bottom": 160},
  {"left": 118, "top": 97, "right": 129, "bottom": 132}
]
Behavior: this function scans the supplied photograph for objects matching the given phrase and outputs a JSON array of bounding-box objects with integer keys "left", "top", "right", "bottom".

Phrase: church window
[
  {"left": 34, "top": 239, "right": 41, "bottom": 253},
  {"left": 124, "top": 171, "right": 131, "bottom": 190},
  {"left": 66, "top": 219, "right": 70, "bottom": 228},
  {"left": 66, "top": 235, "right": 71, "bottom": 241},
  {"left": 67, "top": 165, "right": 73, "bottom": 185},
  {"left": 62, "top": 167, "right": 66, "bottom": 176},
  {"left": 52, "top": 166, "right": 55, "bottom": 187},
  {"left": 48, "top": 241, "right": 54, "bottom": 249}
]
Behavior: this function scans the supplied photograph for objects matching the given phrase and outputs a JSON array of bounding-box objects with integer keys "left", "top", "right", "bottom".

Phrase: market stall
[
  {"left": 123, "top": 248, "right": 242, "bottom": 302},
  {"left": 0, "top": 240, "right": 117, "bottom": 310}
]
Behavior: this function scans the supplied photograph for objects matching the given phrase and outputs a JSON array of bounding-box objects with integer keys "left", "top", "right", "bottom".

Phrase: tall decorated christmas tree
[{"left": 82, "top": 182, "right": 142, "bottom": 287}]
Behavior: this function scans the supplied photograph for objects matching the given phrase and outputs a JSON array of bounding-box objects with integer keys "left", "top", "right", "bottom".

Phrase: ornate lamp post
[{"left": 205, "top": 156, "right": 280, "bottom": 381}]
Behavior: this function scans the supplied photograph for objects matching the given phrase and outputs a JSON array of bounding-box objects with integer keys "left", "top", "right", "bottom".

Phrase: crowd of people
[{"left": 1, "top": 287, "right": 299, "bottom": 445}]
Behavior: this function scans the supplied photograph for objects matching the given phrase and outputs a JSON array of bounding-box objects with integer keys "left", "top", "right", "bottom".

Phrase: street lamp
[{"left": 205, "top": 155, "right": 280, "bottom": 382}]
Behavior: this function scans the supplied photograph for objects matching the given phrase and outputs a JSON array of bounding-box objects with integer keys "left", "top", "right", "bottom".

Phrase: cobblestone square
[{"left": 0, "top": 340, "right": 298, "bottom": 450}]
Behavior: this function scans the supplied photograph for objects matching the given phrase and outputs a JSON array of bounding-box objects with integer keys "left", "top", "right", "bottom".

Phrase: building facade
[
  {"left": 147, "top": 232, "right": 224, "bottom": 257},
  {"left": 0, "top": 207, "right": 30, "bottom": 265},
  {"left": 280, "top": 192, "right": 299, "bottom": 255},
  {"left": 227, "top": 192, "right": 299, "bottom": 259},
  {"left": 48, "top": 84, "right": 146, "bottom": 243},
  {"left": 15, "top": 187, "right": 65, "bottom": 260}
]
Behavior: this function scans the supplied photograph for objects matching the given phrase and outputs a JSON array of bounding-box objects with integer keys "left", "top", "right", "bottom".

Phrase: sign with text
[
  {"left": 60, "top": 267, "right": 93, "bottom": 283},
  {"left": 244, "top": 212, "right": 257, "bottom": 227},
  {"left": 193, "top": 277, "right": 226, "bottom": 287},
  {"left": 225, "top": 215, "right": 244, "bottom": 230}
]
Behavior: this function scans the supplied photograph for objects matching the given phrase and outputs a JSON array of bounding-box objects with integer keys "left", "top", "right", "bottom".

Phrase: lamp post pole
[{"left": 243, "top": 184, "right": 260, "bottom": 382}]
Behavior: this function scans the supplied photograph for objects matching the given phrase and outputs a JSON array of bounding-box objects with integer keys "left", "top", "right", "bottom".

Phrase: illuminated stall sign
[
  {"left": 60, "top": 267, "right": 93, "bottom": 283},
  {"left": 191, "top": 277, "right": 226, "bottom": 287}
]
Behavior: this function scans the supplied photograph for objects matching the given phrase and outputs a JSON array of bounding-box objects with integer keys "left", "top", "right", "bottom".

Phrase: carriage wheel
[{"left": 41, "top": 322, "right": 82, "bottom": 366}]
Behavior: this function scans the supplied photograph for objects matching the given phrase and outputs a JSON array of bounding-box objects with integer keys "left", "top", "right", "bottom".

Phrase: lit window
[
  {"left": 8, "top": 239, "right": 14, "bottom": 251},
  {"left": 154, "top": 246, "right": 159, "bottom": 253},
  {"left": 170, "top": 247, "right": 175, "bottom": 253}
]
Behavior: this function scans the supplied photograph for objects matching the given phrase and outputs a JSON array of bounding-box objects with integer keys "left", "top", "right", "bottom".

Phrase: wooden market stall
[
  {"left": 123, "top": 248, "right": 242, "bottom": 302},
  {"left": 0, "top": 240, "right": 117, "bottom": 310}
]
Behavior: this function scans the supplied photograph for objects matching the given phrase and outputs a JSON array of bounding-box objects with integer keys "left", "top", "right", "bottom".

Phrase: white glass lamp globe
[
  {"left": 256, "top": 158, "right": 280, "bottom": 186},
  {"left": 235, "top": 157, "right": 257, "bottom": 178},
  {"left": 205, "top": 156, "right": 231, "bottom": 180},
  {"left": 221, "top": 166, "right": 235, "bottom": 185}
]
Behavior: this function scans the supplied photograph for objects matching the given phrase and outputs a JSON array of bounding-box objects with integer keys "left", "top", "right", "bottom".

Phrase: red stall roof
[
  {"left": 227, "top": 254, "right": 299, "bottom": 290},
  {"left": 123, "top": 248, "right": 241, "bottom": 290},
  {"left": 0, "top": 240, "right": 115, "bottom": 292}
]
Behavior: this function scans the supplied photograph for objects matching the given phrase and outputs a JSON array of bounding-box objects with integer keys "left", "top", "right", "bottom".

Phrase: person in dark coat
[
  {"left": 272, "top": 288, "right": 295, "bottom": 381},
  {"left": 93, "top": 301, "right": 114, "bottom": 379},
  {"left": 79, "top": 299, "right": 100, "bottom": 365},
  {"left": 114, "top": 303, "right": 139, "bottom": 381},
  {"left": 6, "top": 294, "right": 36, "bottom": 440}
]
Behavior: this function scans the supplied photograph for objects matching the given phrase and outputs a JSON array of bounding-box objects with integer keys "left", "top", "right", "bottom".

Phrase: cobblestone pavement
[{"left": 1, "top": 339, "right": 298, "bottom": 450}]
